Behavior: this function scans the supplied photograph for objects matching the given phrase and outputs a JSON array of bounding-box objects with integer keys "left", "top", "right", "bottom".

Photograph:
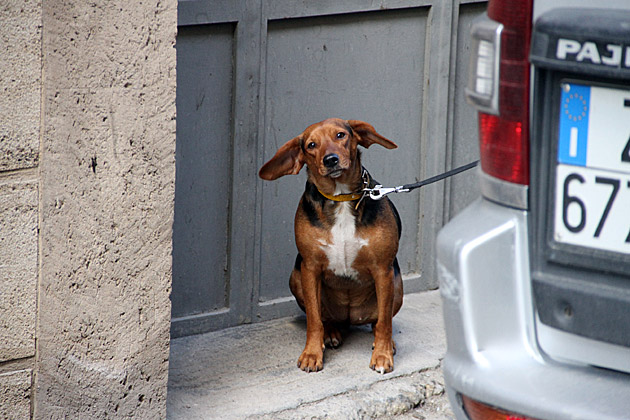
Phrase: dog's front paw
[
  {"left": 369, "top": 342, "right": 395, "bottom": 374},
  {"left": 297, "top": 347, "right": 324, "bottom": 372}
]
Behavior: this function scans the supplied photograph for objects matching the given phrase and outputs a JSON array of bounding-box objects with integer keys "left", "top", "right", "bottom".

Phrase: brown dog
[{"left": 259, "top": 118, "right": 403, "bottom": 374}]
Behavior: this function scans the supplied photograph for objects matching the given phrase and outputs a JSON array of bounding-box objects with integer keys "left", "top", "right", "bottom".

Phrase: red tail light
[
  {"left": 467, "top": 0, "right": 533, "bottom": 185},
  {"left": 479, "top": 114, "right": 527, "bottom": 184}
]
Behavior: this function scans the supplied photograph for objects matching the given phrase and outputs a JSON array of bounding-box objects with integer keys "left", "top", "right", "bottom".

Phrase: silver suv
[{"left": 437, "top": 1, "right": 630, "bottom": 419}]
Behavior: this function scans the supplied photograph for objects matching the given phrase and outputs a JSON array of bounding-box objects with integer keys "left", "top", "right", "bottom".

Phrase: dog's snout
[{"left": 323, "top": 154, "right": 339, "bottom": 168}]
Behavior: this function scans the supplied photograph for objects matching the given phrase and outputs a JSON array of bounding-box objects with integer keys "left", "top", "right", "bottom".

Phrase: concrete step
[{"left": 166, "top": 290, "right": 448, "bottom": 419}]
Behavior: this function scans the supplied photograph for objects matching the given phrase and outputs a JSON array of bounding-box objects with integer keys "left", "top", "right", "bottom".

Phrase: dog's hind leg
[{"left": 289, "top": 254, "right": 306, "bottom": 312}]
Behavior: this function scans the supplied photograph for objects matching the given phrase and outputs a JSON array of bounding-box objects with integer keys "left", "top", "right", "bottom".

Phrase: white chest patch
[{"left": 319, "top": 201, "right": 369, "bottom": 279}]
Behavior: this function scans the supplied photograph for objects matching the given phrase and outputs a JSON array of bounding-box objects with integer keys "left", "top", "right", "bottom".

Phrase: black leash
[
  {"left": 364, "top": 160, "right": 479, "bottom": 200},
  {"left": 402, "top": 160, "right": 479, "bottom": 191}
]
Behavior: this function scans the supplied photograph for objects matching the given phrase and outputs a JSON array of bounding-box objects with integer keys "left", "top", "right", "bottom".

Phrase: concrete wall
[{"left": 0, "top": 0, "right": 176, "bottom": 418}]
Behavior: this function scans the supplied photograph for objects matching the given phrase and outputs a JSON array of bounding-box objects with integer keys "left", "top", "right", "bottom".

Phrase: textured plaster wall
[{"left": 34, "top": 1, "right": 177, "bottom": 419}]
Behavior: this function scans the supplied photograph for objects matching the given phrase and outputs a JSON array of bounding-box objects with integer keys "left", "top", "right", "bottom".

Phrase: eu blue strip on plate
[{"left": 558, "top": 83, "right": 591, "bottom": 167}]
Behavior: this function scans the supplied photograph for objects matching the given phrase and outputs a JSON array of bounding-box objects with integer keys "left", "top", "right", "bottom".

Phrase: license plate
[{"left": 553, "top": 82, "right": 630, "bottom": 254}]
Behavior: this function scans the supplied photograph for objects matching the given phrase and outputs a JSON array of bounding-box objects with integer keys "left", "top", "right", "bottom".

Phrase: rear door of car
[{"left": 529, "top": 7, "right": 630, "bottom": 372}]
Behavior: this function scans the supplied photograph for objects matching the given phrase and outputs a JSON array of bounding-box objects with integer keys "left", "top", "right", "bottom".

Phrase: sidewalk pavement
[{"left": 166, "top": 290, "right": 448, "bottom": 419}]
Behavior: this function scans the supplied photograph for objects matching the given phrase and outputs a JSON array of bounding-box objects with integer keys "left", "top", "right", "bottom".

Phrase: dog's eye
[
  {"left": 307, "top": 142, "right": 317, "bottom": 149},
  {"left": 336, "top": 132, "right": 346, "bottom": 139}
]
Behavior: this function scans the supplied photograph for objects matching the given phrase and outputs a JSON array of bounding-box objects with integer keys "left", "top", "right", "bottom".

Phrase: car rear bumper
[{"left": 437, "top": 198, "right": 630, "bottom": 420}]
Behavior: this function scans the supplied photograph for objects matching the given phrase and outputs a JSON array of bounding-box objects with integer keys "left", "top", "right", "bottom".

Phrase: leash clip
[
  {"left": 364, "top": 185, "right": 409, "bottom": 200},
  {"left": 363, "top": 160, "right": 480, "bottom": 201}
]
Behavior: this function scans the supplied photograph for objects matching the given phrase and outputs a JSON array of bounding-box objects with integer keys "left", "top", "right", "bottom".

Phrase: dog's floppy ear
[
  {"left": 259, "top": 136, "right": 305, "bottom": 180},
  {"left": 348, "top": 120, "right": 398, "bottom": 150}
]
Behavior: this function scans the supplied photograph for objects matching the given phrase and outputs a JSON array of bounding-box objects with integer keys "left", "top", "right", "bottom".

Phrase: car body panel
[{"left": 438, "top": 198, "right": 630, "bottom": 419}]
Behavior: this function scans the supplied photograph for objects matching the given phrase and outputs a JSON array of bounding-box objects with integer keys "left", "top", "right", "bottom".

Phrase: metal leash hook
[{"left": 364, "top": 185, "right": 409, "bottom": 200}]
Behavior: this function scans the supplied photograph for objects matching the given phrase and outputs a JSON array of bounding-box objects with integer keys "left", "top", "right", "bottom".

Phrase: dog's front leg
[
  {"left": 370, "top": 266, "right": 395, "bottom": 374},
  {"left": 297, "top": 263, "right": 325, "bottom": 372}
]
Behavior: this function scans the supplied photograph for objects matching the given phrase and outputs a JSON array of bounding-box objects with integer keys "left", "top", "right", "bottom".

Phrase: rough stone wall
[
  {"left": 0, "top": 370, "right": 33, "bottom": 420},
  {"left": 0, "top": 176, "right": 39, "bottom": 362},
  {"left": 32, "top": 1, "right": 177, "bottom": 419},
  {"left": 0, "top": 1, "right": 41, "bottom": 171},
  {"left": 0, "top": 1, "right": 42, "bottom": 419}
]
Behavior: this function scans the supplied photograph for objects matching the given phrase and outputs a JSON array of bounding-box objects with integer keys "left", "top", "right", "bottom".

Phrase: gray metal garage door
[{"left": 171, "top": 0, "right": 486, "bottom": 337}]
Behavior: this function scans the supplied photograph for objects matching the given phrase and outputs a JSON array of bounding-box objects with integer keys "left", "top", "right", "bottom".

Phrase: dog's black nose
[{"left": 323, "top": 154, "right": 339, "bottom": 168}]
